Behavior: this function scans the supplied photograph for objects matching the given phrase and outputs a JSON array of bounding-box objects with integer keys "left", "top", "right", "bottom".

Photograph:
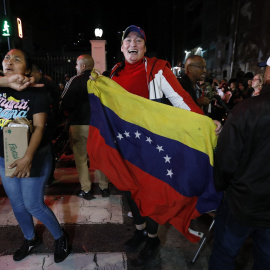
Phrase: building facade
[{"left": 175, "top": 0, "right": 270, "bottom": 80}]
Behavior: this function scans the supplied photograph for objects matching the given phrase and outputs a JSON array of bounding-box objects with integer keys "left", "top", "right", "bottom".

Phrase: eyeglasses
[{"left": 189, "top": 64, "right": 207, "bottom": 70}]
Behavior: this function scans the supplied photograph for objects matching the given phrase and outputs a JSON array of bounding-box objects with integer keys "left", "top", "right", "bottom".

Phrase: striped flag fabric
[{"left": 87, "top": 71, "right": 223, "bottom": 243}]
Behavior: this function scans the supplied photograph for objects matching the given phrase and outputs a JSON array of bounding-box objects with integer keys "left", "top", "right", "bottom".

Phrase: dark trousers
[
  {"left": 125, "top": 191, "right": 159, "bottom": 235},
  {"left": 209, "top": 199, "right": 270, "bottom": 270}
]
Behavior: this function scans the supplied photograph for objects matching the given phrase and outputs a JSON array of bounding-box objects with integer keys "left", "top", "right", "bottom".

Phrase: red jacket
[{"left": 111, "top": 57, "right": 203, "bottom": 115}]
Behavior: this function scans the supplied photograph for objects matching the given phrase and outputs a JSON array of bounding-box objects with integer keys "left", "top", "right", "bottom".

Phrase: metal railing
[{"left": 32, "top": 55, "right": 77, "bottom": 83}]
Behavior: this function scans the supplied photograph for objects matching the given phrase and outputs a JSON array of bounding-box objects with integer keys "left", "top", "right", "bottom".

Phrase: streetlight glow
[
  {"left": 195, "top": 47, "right": 203, "bottom": 55},
  {"left": 95, "top": 28, "right": 103, "bottom": 38}
]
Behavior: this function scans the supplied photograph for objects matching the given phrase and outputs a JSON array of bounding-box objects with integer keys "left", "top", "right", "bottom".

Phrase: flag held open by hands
[{"left": 87, "top": 70, "right": 223, "bottom": 242}]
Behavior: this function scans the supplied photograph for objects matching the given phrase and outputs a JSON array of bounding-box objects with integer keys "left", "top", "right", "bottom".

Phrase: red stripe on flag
[{"left": 88, "top": 126, "right": 202, "bottom": 242}]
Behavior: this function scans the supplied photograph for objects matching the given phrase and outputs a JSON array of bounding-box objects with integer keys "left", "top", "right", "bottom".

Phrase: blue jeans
[
  {"left": 0, "top": 145, "right": 63, "bottom": 240},
  {"left": 209, "top": 199, "right": 270, "bottom": 270}
]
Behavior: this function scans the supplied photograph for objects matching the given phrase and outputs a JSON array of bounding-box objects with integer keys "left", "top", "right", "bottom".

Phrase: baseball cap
[
  {"left": 122, "top": 25, "right": 146, "bottom": 42},
  {"left": 257, "top": 57, "right": 270, "bottom": 67}
]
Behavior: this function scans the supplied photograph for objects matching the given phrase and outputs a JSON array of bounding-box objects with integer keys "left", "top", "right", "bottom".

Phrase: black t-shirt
[{"left": 0, "top": 87, "right": 49, "bottom": 157}]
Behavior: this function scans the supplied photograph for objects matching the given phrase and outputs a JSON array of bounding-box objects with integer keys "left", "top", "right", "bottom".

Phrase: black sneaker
[
  {"left": 131, "top": 236, "right": 161, "bottom": 266},
  {"left": 54, "top": 231, "right": 70, "bottom": 263},
  {"left": 76, "top": 189, "right": 95, "bottom": 200},
  {"left": 124, "top": 229, "right": 148, "bottom": 251},
  {"left": 13, "top": 237, "right": 42, "bottom": 261},
  {"left": 100, "top": 188, "right": 110, "bottom": 197}
]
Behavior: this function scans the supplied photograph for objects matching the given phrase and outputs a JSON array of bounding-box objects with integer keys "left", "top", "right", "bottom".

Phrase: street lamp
[
  {"left": 90, "top": 27, "right": 107, "bottom": 73},
  {"left": 94, "top": 28, "right": 103, "bottom": 39},
  {"left": 184, "top": 50, "right": 191, "bottom": 61},
  {"left": 195, "top": 47, "right": 203, "bottom": 55}
]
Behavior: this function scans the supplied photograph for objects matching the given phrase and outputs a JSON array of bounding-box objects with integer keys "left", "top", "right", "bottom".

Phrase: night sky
[{"left": 5, "top": 0, "right": 155, "bottom": 67}]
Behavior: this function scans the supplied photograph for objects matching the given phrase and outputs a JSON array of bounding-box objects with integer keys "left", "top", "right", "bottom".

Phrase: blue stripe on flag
[{"left": 90, "top": 94, "right": 214, "bottom": 199}]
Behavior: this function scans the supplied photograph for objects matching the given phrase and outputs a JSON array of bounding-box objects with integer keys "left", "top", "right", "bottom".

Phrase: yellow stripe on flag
[{"left": 87, "top": 70, "right": 217, "bottom": 165}]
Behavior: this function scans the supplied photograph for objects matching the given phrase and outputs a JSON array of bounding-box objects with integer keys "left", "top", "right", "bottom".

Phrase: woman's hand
[
  {"left": 8, "top": 113, "right": 47, "bottom": 178},
  {"left": 9, "top": 154, "right": 33, "bottom": 178},
  {"left": 0, "top": 75, "right": 44, "bottom": 91}
]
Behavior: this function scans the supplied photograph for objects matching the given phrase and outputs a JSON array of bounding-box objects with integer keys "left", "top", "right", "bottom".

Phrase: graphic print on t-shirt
[{"left": 0, "top": 93, "right": 29, "bottom": 129}]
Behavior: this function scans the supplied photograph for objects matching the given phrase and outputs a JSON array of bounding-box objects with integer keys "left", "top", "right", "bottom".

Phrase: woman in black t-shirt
[{"left": 0, "top": 49, "right": 69, "bottom": 263}]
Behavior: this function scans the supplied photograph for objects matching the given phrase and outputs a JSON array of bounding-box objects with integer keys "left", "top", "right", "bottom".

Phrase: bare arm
[
  {"left": 0, "top": 75, "right": 44, "bottom": 91},
  {"left": 9, "top": 112, "right": 47, "bottom": 178}
]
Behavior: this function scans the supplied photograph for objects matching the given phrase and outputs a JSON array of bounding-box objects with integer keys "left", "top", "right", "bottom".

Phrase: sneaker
[
  {"left": 13, "top": 237, "right": 42, "bottom": 261},
  {"left": 100, "top": 188, "right": 110, "bottom": 197},
  {"left": 54, "top": 231, "right": 70, "bottom": 263},
  {"left": 76, "top": 189, "right": 95, "bottom": 200},
  {"left": 131, "top": 236, "right": 161, "bottom": 266},
  {"left": 124, "top": 229, "right": 147, "bottom": 251}
]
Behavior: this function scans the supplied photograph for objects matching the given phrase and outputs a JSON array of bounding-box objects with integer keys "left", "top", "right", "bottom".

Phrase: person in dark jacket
[
  {"left": 61, "top": 55, "right": 109, "bottom": 200},
  {"left": 178, "top": 55, "right": 210, "bottom": 110},
  {"left": 209, "top": 56, "right": 270, "bottom": 270}
]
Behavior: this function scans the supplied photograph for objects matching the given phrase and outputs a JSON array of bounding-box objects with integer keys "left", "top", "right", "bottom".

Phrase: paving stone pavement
[{"left": 0, "top": 154, "right": 254, "bottom": 269}]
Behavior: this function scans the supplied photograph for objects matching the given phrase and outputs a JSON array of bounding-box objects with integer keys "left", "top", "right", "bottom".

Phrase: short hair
[
  {"left": 78, "top": 54, "right": 95, "bottom": 70},
  {"left": 184, "top": 55, "right": 204, "bottom": 70}
]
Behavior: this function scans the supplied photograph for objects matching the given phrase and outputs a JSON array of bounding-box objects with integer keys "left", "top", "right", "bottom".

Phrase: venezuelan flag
[{"left": 87, "top": 71, "right": 223, "bottom": 243}]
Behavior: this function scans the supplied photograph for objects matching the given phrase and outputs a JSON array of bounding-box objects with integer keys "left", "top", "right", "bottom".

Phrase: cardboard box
[{"left": 3, "top": 126, "right": 29, "bottom": 177}]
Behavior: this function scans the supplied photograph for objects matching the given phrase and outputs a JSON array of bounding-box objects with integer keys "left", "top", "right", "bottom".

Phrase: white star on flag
[
  {"left": 117, "top": 133, "right": 123, "bottom": 140},
  {"left": 124, "top": 131, "right": 130, "bottom": 137},
  {"left": 156, "top": 145, "right": 164, "bottom": 152},
  {"left": 167, "top": 169, "right": 173, "bottom": 178},
  {"left": 163, "top": 155, "right": 171, "bottom": 163},
  {"left": 146, "top": 136, "right": 153, "bottom": 144},
  {"left": 134, "top": 130, "right": 141, "bottom": 138}
]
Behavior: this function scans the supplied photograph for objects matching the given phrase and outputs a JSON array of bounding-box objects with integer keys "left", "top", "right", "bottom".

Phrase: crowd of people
[
  {"left": 0, "top": 23, "right": 270, "bottom": 269},
  {"left": 178, "top": 58, "right": 265, "bottom": 124}
]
